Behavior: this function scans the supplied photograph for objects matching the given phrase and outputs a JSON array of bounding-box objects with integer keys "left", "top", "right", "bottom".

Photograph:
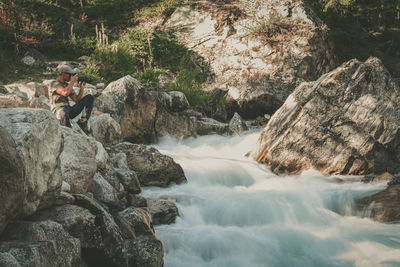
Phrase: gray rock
[
  {"left": 0, "top": 108, "right": 63, "bottom": 218},
  {"left": 195, "top": 117, "right": 229, "bottom": 136},
  {"left": 0, "top": 252, "right": 20, "bottom": 267},
  {"left": 154, "top": 104, "right": 197, "bottom": 139},
  {"left": 254, "top": 57, "right": 400, "bottom": 175},
  {"left": 29, "top": 204, "right": 101, "bottom": 249},
  {"left": 127, "top": 194, "right": 148, "bottom": 208},
  {"left": 60, "top": 127, "right": 97, "bottom": 194},
  {"left": 89, "top": 114, "right": 122, "bottom": 145},
  {"left": 0, "top": 220, "right": 84, "bottom": 267},
  {"left": 117, "top": 207, "right": 155, "bottom": 239},
  {"left": 126, "top": 239, "right": 163, "bottom": 267},
  {"left": 228, "top": 112, "right": 248, "bottom": 135},
  {"left": 62, "top": 181, "right": 71, "bottom": 192},
  {"left": 87, "top": 173, "right": 119, "bottom": 206},
  {"left": 147, "top": 198, "right": 179, "bottom": 225},
  {"left": 73, "top": 194, "right": 127, "bottom": 267},
  {"left": 95, "top": 75, "right": 197, "bottom": 142},
  {"left": 95, "top": 75, "right": 155, "bottom": 142},
  {"left": 22, "top": 49, "right": 46, "bottom": 66},
  {"left": 111, "top": 153, "right": 141, "bottom": 194},
  {"left": 204, "top": 87, "right": 230, "bottom": 122},
  {"left": 159, "top": 91, "right": 190, "bottom": 112},
  {"left": 0, "top": 127, "right": 25, "bottom": 233},
  {"left": 108, "top": 143, "right": 187, "bottom": 187},
  {"left": 0, "top": 94, "right": 49, "bottom": 109}
]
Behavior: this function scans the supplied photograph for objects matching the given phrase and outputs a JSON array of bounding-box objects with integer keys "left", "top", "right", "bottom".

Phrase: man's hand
[
  {"left": 70, "top": 74, "right": 78, "bottom": 84},
  {"left": 80, "top": 81, "right": 86, "bottom": 90}
]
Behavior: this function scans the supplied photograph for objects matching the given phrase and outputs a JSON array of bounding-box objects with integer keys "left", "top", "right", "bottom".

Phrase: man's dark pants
[{"left": 58, "top": 94, "right": 94, "bottom": 127}]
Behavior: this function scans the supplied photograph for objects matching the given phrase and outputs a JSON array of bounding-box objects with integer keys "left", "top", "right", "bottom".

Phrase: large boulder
[
  {"left": 60, "top": 127, "right": 97, "bottom": 194},
  {"left": 254, "top": 57, "right": 400, "bottom": 175},
  {"left": 107, "top": 143, "right": 187, "bottom": 187},
  {"left": 0, "top": 108, "right": 63, "bottom": 217},
  {"left": 0, "top": 220, "right": 84, "bottom": 267},
  {"left": 95, "top": 75, "right": 158, "bottom": 143},
  {"left": 163, "top": 0, "right": 337, "bottom": 118},
  {"left": 0, "top": 127, "right": 25, "bottom": 234}
]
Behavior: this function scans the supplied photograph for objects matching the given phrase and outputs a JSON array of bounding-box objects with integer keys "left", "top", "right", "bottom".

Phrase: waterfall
[{"left": 142, "top": 130, "right": 400, "bottom": 267}]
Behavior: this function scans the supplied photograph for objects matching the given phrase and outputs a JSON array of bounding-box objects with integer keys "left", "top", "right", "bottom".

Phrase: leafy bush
[
  {"left": 82, "top": 28, "right": 208, "bottom": 107},
  {"left": 167, "top": 68, "right": 207, "bottom": 107}
]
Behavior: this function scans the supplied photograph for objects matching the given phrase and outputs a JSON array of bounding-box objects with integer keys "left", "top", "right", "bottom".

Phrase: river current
[{"left": 142, "top": 130, "right": 400, "bottom": 267}]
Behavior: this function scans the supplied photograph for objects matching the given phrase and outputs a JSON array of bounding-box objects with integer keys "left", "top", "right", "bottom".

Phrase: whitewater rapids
[{"left": 142, "top": 130, "right": 400, "bottom": 267}]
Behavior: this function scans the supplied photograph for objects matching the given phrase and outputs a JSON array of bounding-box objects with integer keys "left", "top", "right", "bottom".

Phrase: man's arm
[
  {"left": 71, "top": 82, "right": 86, "bottom": 103},
  {"left": 55, "top": 74, "right": 78, "bottom": 97}
]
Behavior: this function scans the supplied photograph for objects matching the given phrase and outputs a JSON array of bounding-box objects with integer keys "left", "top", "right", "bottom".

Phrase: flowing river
[{"left": 142, "top": 130, "right": 400, "bottom": 267}]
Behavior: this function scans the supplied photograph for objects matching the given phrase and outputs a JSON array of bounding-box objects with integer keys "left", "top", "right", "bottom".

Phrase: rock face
[
  {"left": 0, "top": 108, "right": 63, "bottom": 217},
  {"left": 254, "top": 57, "right": 400, "bottom": 175},
  {"left": 0, "top": 127, "right": 25, "bottom": 233},
  {"left": 164, "top": 0, "right": 336, "bottom": 118},
  {"left": 108, "top": 143, "right": 187, "bottom": 187}
]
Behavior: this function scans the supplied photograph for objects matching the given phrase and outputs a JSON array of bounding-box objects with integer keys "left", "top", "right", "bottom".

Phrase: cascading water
[{"left": 142, "top": 130, "right": 400, "bottom": 267}]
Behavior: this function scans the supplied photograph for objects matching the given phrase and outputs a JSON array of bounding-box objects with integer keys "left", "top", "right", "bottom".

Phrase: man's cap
[{"left": 58, "top": 64, "right": 77, "bottom": 74}]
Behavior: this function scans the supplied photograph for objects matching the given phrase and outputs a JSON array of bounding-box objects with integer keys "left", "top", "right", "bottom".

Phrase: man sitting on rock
[{"left": 49, "top": 64, "right": 94, "bottom": 134}]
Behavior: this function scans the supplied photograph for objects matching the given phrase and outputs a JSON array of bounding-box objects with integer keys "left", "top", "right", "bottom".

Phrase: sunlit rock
[
  {"left": 255, "top": 57, "right": 400, "bottom": 175},
  {"left": 164, "top": 0, "right": 337, "bottom": 118}
]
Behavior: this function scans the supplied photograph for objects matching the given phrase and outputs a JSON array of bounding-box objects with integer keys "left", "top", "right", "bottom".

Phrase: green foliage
[
  {"left": 133, "top": 0, "right": 183, "bottom": 21},
  {"left": 82, "top": 28, "right": 208, "bottom": 107},
  {"left": 308, "top": 0, "right": 400, "bottom": 75},
  {"left": 167, "top": 68, "right": 207, "bottom": 107},
  {"left": 81, "top": 44, "right": 137, "bottom": 82}
]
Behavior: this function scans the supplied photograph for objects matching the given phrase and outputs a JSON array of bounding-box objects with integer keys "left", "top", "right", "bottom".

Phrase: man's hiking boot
[{"left": 77, "top": 118, "right": 91, "bottom": 135}]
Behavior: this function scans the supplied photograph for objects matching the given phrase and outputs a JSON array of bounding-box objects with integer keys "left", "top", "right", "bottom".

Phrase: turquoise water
[{"left": 143, "top": 130, "right": 400, "bottom": 267}]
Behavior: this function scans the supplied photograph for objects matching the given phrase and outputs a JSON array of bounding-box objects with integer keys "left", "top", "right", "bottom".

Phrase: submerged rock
[
  {"left": 357, "top": 178, "right": 400, "bottom": 222},
  {"left": 255, "top": 57, "right": 400, "bottom": 175}
]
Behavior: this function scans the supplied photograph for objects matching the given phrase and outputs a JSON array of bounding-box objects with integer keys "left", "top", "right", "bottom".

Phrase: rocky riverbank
[{"left": 0, "top": 72, "right": 254, "bottom": 267}]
